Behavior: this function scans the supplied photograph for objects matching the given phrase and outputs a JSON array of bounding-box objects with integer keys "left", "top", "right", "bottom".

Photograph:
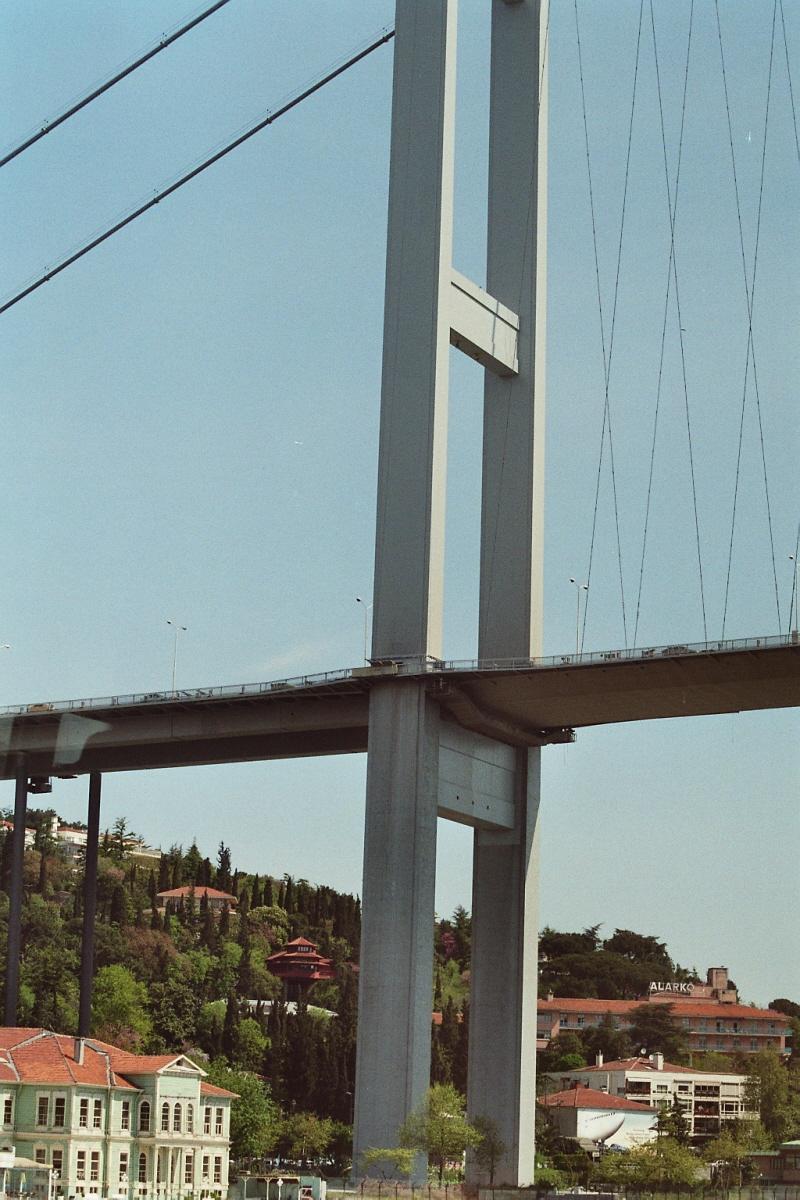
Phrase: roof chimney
[
  {"left": 595, "top": 1051, "right": 603, "bottom": 1067},
  {"left": 650, "top": 1052, "right": 664, "bottom": 1071},
  {"left": 74, "top": 1038, "right": 84, "bottom": 1066}
]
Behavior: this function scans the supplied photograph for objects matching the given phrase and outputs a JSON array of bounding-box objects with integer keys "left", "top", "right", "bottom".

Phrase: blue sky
[{"left": 1, "top": 2, "right": 798, "bottom": 1007}]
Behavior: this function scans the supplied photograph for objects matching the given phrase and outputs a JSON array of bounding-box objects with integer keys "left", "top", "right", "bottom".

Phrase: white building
[
  {"left": 539, "top": 1085, "right": 657, "bottom": 1149},
  {"left": 545, "top": 1053, "right": 756, "bottom": 1140}
]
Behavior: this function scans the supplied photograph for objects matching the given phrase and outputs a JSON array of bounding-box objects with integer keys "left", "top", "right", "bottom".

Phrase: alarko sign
[{"left": 649, "top": 981, "right": 695, "bottom": 994}]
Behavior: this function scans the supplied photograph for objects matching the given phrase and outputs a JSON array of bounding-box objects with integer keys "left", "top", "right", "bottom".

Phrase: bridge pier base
[
  {"left": 353, "top": 682, "right": 440, "bottom": 1181},
  {"left": 467, "top": 746, "right": 541, "bottom": 1186}
]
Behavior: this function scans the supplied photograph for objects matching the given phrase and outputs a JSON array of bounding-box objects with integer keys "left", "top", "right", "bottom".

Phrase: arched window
[
  {"left": 139, "top": 1101, "right": 150, "bottom": 1133},
  {"left": 186, "top": 1104, "right": 194, "bottom": 1134},
  {"left": 161, "top": 1102, "right": 170, "bottom": 1132},
  {"left": 173, "top": 1103, "right": 182, "bottom": 1133},
  {"left": 138, "top": 1153, "right": 147, "bottom": 1184}
]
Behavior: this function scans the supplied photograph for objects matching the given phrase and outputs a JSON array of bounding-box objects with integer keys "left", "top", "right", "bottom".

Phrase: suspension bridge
[{"left": 1, "top": 0, "right": 798, "bottom": 1189}]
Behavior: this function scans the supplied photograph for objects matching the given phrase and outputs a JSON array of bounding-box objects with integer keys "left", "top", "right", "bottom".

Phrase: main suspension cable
[
  {"left": 0, "top": 29, "right": 395, "bottom": 318},
  {"left": 0, "top": 0, "right": 234, "bottom": 170}
]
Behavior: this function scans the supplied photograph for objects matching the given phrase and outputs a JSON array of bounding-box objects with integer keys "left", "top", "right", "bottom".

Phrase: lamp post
[
  {"left": 355, "top": 597, "right": 372, "bottom": 665},
  {"left": 166, "top": 620, "right": 187, "bottom": 691},
  {"left": 568, "top": 578, "right": 588, "bottom": 657}
]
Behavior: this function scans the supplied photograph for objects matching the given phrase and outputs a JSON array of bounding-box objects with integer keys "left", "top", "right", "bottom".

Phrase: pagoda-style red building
[{"left": 267, "top": 936, "right": 336, "bottom": 998}]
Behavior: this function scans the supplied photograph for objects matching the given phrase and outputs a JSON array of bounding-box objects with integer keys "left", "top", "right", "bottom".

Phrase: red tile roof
[
  {"left": 571, "top": 1057, "right": 697, "bottom": 1075},
  {"left": 156, "top": 886, "right": 237, "bottom": 902},
  {"left": 201, "top": 1081, "right": 240, "bottom": 1099},
  {"left": 541, "top": 1086, "right": 654, "bottom": 1112},
  {"left": 0, "top": 1030, "right": 137, "bottom": 1089},
  {"left": 538, "top": 998, "right": 789, "bottom": 1023},
  {"left": 0, "top": 1031, "right": 209, "bottom": 1092}
]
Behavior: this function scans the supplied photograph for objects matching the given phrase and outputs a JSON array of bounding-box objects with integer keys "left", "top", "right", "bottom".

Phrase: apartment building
[{"left": 545, "top": 1053, "right": 756, "bottom": 1140}]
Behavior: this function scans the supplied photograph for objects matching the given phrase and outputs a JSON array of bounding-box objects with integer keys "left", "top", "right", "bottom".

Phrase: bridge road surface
[{"left": 0, "top": 637, "right": 796, "bottom": 780}]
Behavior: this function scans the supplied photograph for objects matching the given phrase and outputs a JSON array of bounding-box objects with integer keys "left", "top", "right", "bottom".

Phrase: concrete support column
[
  {"left": 353, "top": 682, "right": 440, "bottom": 1179},
  {"left": 467, "top": 747, "right": 541, "bottom": 1185}
]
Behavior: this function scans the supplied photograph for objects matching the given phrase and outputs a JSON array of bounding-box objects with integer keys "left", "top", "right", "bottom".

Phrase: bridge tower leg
[
  {"left": 352, "top": 0, "right": 455, "bottom": 1179},
  {"left": 468, "top": 0, "right": 547, "bottom": 1187}
]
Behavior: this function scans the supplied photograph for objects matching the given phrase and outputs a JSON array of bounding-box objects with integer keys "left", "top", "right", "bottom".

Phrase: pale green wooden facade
[{"left": 0, "top": 1059, "right": 233, "bottom": 1200}]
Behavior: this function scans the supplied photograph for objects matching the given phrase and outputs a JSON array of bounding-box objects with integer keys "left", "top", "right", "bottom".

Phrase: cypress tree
[
  {"left": 221, "top": 990, "right": 240, "bottom": 1061},
  {"left": 264, "top": 877, "right": 274, "bottom": 907},
  {"left": 251, "top": 875, "right": 262, "bottom": 909},
  {"left": 218, "top": 903, "right": 231, "bottom": 940},
  {"left": 157, "top": 855, "right": 170, "bottom": 892}
]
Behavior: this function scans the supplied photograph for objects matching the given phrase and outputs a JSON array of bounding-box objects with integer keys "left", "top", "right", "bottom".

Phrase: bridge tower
[{"left": 353, "top": 0, "right": 547, "bottom": 1185}]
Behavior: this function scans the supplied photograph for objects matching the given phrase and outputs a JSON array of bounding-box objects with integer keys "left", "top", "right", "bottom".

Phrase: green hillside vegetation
[{"left": 1, "top": 814, "right": 798, "bottom": 1167}]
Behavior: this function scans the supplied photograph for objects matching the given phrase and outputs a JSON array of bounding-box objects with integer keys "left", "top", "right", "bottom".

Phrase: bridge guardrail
[{"left": 0, "top": 633, "right": 793, "bottom": 719}]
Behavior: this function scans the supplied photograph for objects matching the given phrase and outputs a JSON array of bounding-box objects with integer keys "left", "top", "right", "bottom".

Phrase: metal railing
[{"left": 0, "top": 632, "right": 793, "bottom": 720}]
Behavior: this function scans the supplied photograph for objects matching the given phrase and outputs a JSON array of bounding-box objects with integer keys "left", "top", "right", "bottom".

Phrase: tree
[
  {"left": 276, "top": 1111, "right": 333, "bottom": 1162},
  {"left": 626, "top": 1003, "right": 688, "bottom": 1062},
  {"left": 91, "top": 964, "right": 152, "bottom": 1050},
  {"left": 655, "top": 1096, "right": 690, "bottom": 1145},
  {"left": 399, "top": 1083, "right": 481, "bottom": 1183},
  {"left": 362, "top": 1148, "right": 415, "bottom": 1179},
  {"left": 471, "top": 1115, "right": 506, "bottom": 1185},
  {"left": 591, "top": 1139, "right": 699, "bottom": 1189},
  {"left": 581, "top": 1014, "right": 630, "bottom": 1063},
  {"left": 702, "top": 1122, "right": 771, "bottom": 1188},
  {"left": 745, "top": 1048, "right": 797, "bottom": 1141},
  {"left": 206, "top": 1062, "right": 277, "bottom": 1159}
]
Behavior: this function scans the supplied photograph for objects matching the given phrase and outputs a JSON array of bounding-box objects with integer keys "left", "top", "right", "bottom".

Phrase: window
[
  {"left": 52, "top": 1150, "right": 63, "bottom": 1178},
  {"left": 80, "top": 1098, "right": 89, "bottom": 1128},
  {"left": 187, "top": 1104, "right": 194, "bottom": 1133},
  {"left": 121, "top": 1100, "right": 130, "bottom": 1131},
  {"left": 750, "top": 1039, "right": 758, "bottom": 1050},
  {"left": 139, "top": 1100, "right": 150, "bottom": 1132},
  {"left": 656, "top": 1085, "right": 669, "bottom": 1093},
  {"left": 173, "top": 1103, "right": 182, "bottom": 1132},
  {"left": 559, "top": 1015, "right": 568, "bottom": 1027},
  {"left": 138, "top": 1153, "right": 147, "bottom": 1184},
  {"left": 576, "top": 1015, "right": 585, "bottom": 1026},
  {"left": 54, "top": 1096, "right": 66, "bottom": 1128},
  {"left": 3, "top": 1096, "right": 12, "bottom": 1124},
  {"left": 213, "top": 1157, "right": 222, "bottom": 1184},
  {"left": 90, "top": 1151, "right": 100, "bottom": 1182},
  {"left": 202, "top": 1156, "right": 210, "bottom": 1182},
  {"left": 204, "top": 1108, "right": 211, "bottom": 1134},
  {"left": 37, "top": 1096, "right": 49, "bottom": 1127},
  {"left": 93, "top": 1099, "right": 102, "bottom": 1129},
  {"left": 119, "top": 1152, "right": 129, "bottom": 1183},
  {"left": 35, "top": 1149, "right": 47, "bottom": 1165},
  {"left": 76, "top": 1152, "right": 86, "bottom": 1181},
  {"left": 215, "top": 1107, "right": 223, "bottom": 1136},
  {"left": 161, "top": 1102, "right": 170, "bottom": 1132},
  {"left": 185, "top": 1155, "right": 194, "bottom": 1185}
]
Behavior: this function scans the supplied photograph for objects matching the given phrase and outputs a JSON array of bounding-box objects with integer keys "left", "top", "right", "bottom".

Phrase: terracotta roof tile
[
  {"left": 156, "top": 886, "right": 237, "bottom": 902},
  {"left": 201, "top": 1081, "right": 239, "bottom": 1099},
  {"left": 541, "top": 1086, "right": 654, "bottom": 1112},
  {"left": 538, "top": 998, "right": 789, "bottom": 1023}
]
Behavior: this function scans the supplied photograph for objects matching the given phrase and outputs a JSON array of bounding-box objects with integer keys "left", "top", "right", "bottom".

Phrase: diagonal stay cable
[
  {"left": 648, "top": 0, "right": 708, "bottom": 642},
  {"left": 716, "top": 0, "right": 781, "bottom": 637},
  {"left": 0, "top": 29, "right": 395, "bottom": 318},
  {"left": 575, "top": 0, "right": 644, "bottom": 652},
  {"left": 633, "top": 0, "right": 695, "bottom": 648},
  {"left": 0, "top": 0, "right": 234, "bottom": 170}
]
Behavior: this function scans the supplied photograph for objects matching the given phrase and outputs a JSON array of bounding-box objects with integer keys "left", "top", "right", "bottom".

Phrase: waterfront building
[
  {"left": 0, "top": 1028, "right": 236, "bottom": 1199},
  {"left": 544, "top": 1053, "right": 756, "bottom": 1140},
  {"left": 539, "top": 1084, "right": 657, "bottom": 1149},
  {"left": 747, "top": 1140, "right": 800, "bottom": 1183}
]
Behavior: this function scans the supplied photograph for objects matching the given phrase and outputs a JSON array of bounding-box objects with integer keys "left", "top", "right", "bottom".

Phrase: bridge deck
[{"left": 0, "top": 637, "right": 796, "bottom": 779}]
